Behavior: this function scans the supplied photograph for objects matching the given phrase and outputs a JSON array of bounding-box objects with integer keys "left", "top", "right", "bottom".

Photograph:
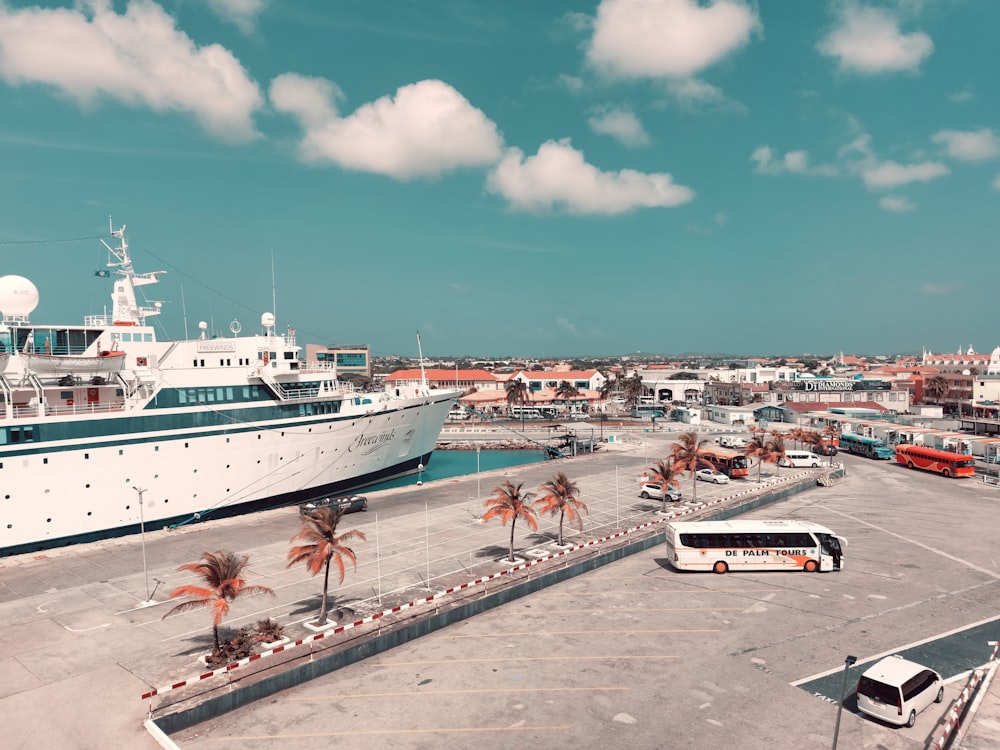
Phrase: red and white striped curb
[
  {"left": 140, "top": 472, "right": 811, "bottom": 702},
  {"left": 929, "top": 641, "right": 1000, "bottom": 750}
]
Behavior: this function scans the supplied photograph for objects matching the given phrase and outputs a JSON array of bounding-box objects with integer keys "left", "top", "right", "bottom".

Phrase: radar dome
[
  {"left": 0, "top": 275, "right": 39, "bottom": 319},
  {"left": 261, "top": 312, "right": 275, "bottom": 328}
]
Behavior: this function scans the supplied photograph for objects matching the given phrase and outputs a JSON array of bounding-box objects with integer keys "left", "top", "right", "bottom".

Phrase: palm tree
[
  {"left": 287, "top": 506, "right": 367, "bottom": 626},
  {"left": 535, "top": 471, "right": 588, "bottom": 546},
  {"left": 744, "top": 433, "right": 769, "bottom": 483},
  {"left": 555, "top": 381, "right": 581, "bottom": 418},
  {"left": 788, "top": 427, "right": 806, "bottom": 449},
  {"left": 162, "top": 550, "right": 275, "bottom": 656},
  {"left": 624, "top": 372, "right": 644, "bottom": 408},
  {"left": 671, "top": 431, "right": 712, "bottom": 502},
  {"left": 645, "top": 457, "right": 683, "bottom": 513},
  {"left": 769, "top": 434, "right": 788, "bottom": 474},
  {"left": 506, "top": 378, "right": 530, "bottom": 428},
  {"left": 483, "top": 480, "right": 538, "bottom": 562},
  {"left": 923, "top": 374, "right": 948, "bottom": 404}
]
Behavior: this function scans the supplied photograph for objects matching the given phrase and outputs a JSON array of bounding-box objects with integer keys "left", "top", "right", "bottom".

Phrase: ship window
[
  {"left": 60, "top": 391, "right": 73, "bottom": 399},
  {"left": 155, "top": 446, "right": 159, "bottom": 452},
  {"left": 144, "top": 334, "right": 152, "bottom": 342}
]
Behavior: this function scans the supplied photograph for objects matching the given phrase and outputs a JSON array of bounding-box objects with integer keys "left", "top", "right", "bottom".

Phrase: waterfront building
[{"left": 304, "top": 343, "right": 371, "bottom": 377}]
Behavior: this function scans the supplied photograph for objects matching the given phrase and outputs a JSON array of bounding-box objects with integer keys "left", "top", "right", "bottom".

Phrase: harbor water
[{"left": 365, "top": 449, "right": 549, "bottom": 492}]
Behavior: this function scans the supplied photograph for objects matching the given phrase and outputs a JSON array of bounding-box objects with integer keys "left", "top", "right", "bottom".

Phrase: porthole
[
  {"left": 46, "top": 518, "right": 51, "bottom": 523},
  {"left": 43, "top": 458, "right": 48, "bottom": 464},
  {"left": 87, "top": 512, "right": 92, "bottom": 516},
  {"left": 85, "top": 484, "right": 90, "bottom": 489}
]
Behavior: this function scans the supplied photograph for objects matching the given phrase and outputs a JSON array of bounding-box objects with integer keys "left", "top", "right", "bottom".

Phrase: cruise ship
[{"left": 0, "top": 221, "right": 459, "bottom": 556}]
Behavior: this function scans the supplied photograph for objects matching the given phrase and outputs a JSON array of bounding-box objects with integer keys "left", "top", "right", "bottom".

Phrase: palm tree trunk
[
  {"left": 558, "top": 510, "right": 565, "bottom": 545},
  {"left": 318, "top": 558, "right": 332, "bottom": 625},
  {"left": 508, "top": 519, "right": 517, "bottom": 562},
  {"left": 212, "top": 623, "right": 221, "bottom": 655}
]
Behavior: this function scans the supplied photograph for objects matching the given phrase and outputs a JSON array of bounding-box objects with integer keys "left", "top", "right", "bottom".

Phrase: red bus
[
  {"left": 895, "top": 444, "right": 975, "bottom": 478},
  {"left": 701, "top": 447, "right": 749, "bottom": 478}
]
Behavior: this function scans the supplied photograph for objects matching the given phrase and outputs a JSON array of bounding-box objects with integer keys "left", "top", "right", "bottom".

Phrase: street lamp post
[
  {"left": 131, "top": 486, "right": 150, "bottom": 602},
  {"left": 831, "top": 654, "right": 857, "bottom": 750}
]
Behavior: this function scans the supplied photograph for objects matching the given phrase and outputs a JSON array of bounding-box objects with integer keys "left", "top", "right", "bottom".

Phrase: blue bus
[{"left": 839, "top": 433, "right": 894, "bottom": 460}]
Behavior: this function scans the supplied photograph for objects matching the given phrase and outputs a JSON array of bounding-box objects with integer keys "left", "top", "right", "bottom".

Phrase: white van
[
  {"left": 778, "top": 450, "right": 822, "bottom": 468},
  {"left": 856, "top": 655, "right": 943, "bottom": 727}
]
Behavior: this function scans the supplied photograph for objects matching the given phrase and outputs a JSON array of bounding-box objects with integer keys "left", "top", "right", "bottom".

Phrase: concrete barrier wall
[{"left": 152, "top": 471, "right": 837, "bottom": 736}]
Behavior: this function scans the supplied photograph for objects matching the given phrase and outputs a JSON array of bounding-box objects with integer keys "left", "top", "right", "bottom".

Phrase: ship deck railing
[{"left": 5, "top": 400, "right": 126, "bottom": 419}]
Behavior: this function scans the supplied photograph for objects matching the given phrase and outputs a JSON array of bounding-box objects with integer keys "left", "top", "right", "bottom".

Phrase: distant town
[{"left": 310, "top": 342, "right": 1000, "bottom": 439}]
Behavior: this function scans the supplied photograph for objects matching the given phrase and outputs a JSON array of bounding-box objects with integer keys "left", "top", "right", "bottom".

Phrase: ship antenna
[
  {"left": 271, "top": 250, "right": 277, "bottom": 329},
  {"left": 416, "top": 330, "right": 427, "bottom": 388}
]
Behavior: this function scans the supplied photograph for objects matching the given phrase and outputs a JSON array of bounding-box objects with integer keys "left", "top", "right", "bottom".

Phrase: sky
[{"left": 0, "top": 0, "right": 997, "bottom": 359}]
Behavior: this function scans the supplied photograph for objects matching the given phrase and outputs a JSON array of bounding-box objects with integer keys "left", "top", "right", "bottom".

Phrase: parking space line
[
  {"left": 430, "top": 629, "right": 720, "bottom": 638},
  {"left": 201, "top": 725, "right": 574, "bottom": 741},
  {"left": 367, "top": 655, "right": 680, "bottom": 667},
  {"left": 288, "top": 686, "right": 630, "bottom": 701}
]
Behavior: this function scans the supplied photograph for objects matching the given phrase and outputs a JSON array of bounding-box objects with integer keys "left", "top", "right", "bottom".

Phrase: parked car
[
  {"left": 639, "top": 482, "right": 682, "bottom": 502},
  {"left": 695, "top": 469, "right": 730, "bottom": 484},
  {"left": 814, "top": 442, "right": 838, "bottom": 456},
  {"left": 299, "top": 495, "right": 368, "bottom": 516},
  {"left": 856, "top": 655, "right": 944, "bottom": 727}
]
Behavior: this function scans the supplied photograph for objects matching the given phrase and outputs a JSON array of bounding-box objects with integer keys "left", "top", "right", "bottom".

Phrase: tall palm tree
[
  {"left": 671, "top": 431, "right": 712, "bottom": 502},
  {"left": 287, "top": 506, "right": 367, "bottom": 626},
  {"left": 769, "top": 433, "right": 789, "bottom": 474},
  {"left": 555, "top": 381, "right": 581, "bottom": 417},
  {"left": 483, "top": 480, "right": 538, "bottom": 562},
  {"left": 506, "top": 379, "right": 530, "bottom": 428},
  {"left": 624, "top": 372, "right": 644, "bottom": 408},
  {"left": 744, "top": 433, "right": 770, "bottom": 483},
  {"left": 162, "top": 550, "right": 275, "bottom": 656},
  {"left": 645, "top": 457, "right": 683, "bottom": 513},
  {"left": 923, "top": 374, "right": 949, "bottom": 404},
  {"left": 788, "top": 427, "right": 806, "bottom": 449},
  {"left": 535, "top": 471, "right": 588, "bottom": 546}
]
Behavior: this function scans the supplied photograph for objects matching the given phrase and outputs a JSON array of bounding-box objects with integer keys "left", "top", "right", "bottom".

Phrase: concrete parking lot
[
  {"left": 166, "top": 450, "right": 1000, "bottom": 749},
  {"left": 3, "top": 431, "right": 999, "bottom": 749}
]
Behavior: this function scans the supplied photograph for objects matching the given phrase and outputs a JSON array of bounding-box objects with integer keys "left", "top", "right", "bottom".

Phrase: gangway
[{"left": 460, "top": 405, "right": 569, "bottom": 459}]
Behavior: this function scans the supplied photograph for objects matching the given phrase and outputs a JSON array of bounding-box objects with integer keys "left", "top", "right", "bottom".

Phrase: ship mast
[{"left": 100, "top": 217, "right": 165, "bottom": 325}]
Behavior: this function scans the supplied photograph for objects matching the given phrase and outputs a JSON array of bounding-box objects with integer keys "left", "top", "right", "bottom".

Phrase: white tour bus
[{"left": 664, "top": 519, "right": 846, "bottom": 574}]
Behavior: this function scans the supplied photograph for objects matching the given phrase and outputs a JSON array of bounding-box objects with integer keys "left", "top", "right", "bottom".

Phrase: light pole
[
  {"left": 131, "top": 486, "right": 150, "bottom": 602},
  {"left": 831, "top": 654, "right": 857, "bottom": 750},
  {"left": 476, "top": 444, "right": 481, "bottom": 500}
]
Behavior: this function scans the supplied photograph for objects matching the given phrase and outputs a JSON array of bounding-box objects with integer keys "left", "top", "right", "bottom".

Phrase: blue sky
[{"left": 0, "top": 0, "right": 997, "bottom": 359}]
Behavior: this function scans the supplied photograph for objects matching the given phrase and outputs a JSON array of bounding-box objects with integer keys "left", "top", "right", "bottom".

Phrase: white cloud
[
  {"left": 861, "top": 160, "right": 949, "bottom": 190},
  {"left": 206, "top": 0, "right": 267, "bottom": 34},
  {"left": 948, "top": 89, "right": 974, "bottom": 103},
  {"left": 588, "top": 107, "right": 650, "bottom": 147},
  {"left": 558, "top": 73, "right": 585, "bottom": 93},
  {"left": 818, "top": 4, "right": 933, "bottom": 75},
  {"left": 270, "top": 76, "right": 504, "bottom": 180},
  {"left": 919, "top": 283, "right": 952, "bottom": 295},
  {"left": 556, "top": 318, "right": 582, "bottom": 338},
  {"left": 931, "top": 128, "right": 1000, "bottom": 163},
  {"left": 486, "top": 138, "right": 695, "bottom": 215},
  {"left": 0, "top": 0, "right": 262, "bottom": 142},
  {"left": 587, "top": 0, "right": 760, "bottom": 79},
  {"left": 879, "top": 195, "right": 916, "bottom": 213},
  {"left": 751, "top": 145, "right": 837, "bottom": 176}
]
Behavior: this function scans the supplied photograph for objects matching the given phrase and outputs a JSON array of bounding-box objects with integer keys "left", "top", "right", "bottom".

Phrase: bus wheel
[
  {"left": 713, "top": 561, "right": 728, "bottom": 574},
  {"left": 907, "top": 461, "right": 915, "bottom": 469},
  {"left": 804, "top": 559, "right": 819, "bottom": 573},
  {"left": 942, "top": 468, "right": 950, "bottom": 477}
]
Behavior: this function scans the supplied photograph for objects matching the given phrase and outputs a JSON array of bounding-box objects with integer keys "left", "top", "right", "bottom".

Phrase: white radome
[{"left": 0, "top": 275, "right": 40, "bottom": 318}]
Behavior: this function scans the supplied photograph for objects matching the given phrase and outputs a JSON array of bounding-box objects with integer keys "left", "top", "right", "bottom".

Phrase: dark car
[
  {"left": 299, "top": 495, "right": 368, "bottom": 516},
  {"left": 814, "top": 443, "right": 838, "bottom": 456}
]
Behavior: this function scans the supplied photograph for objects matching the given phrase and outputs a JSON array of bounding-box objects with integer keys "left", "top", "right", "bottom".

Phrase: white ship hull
[{"left": 1, "top": 391, "right": 454, "bottom": 555}]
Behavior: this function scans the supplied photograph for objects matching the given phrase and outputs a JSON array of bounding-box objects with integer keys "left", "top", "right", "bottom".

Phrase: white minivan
[
  {"left": 856, "top": 655, "right": 944, "bottom": 727},
  {"left": 778, "top": 450, "right": 822, "bottom": 468}
]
